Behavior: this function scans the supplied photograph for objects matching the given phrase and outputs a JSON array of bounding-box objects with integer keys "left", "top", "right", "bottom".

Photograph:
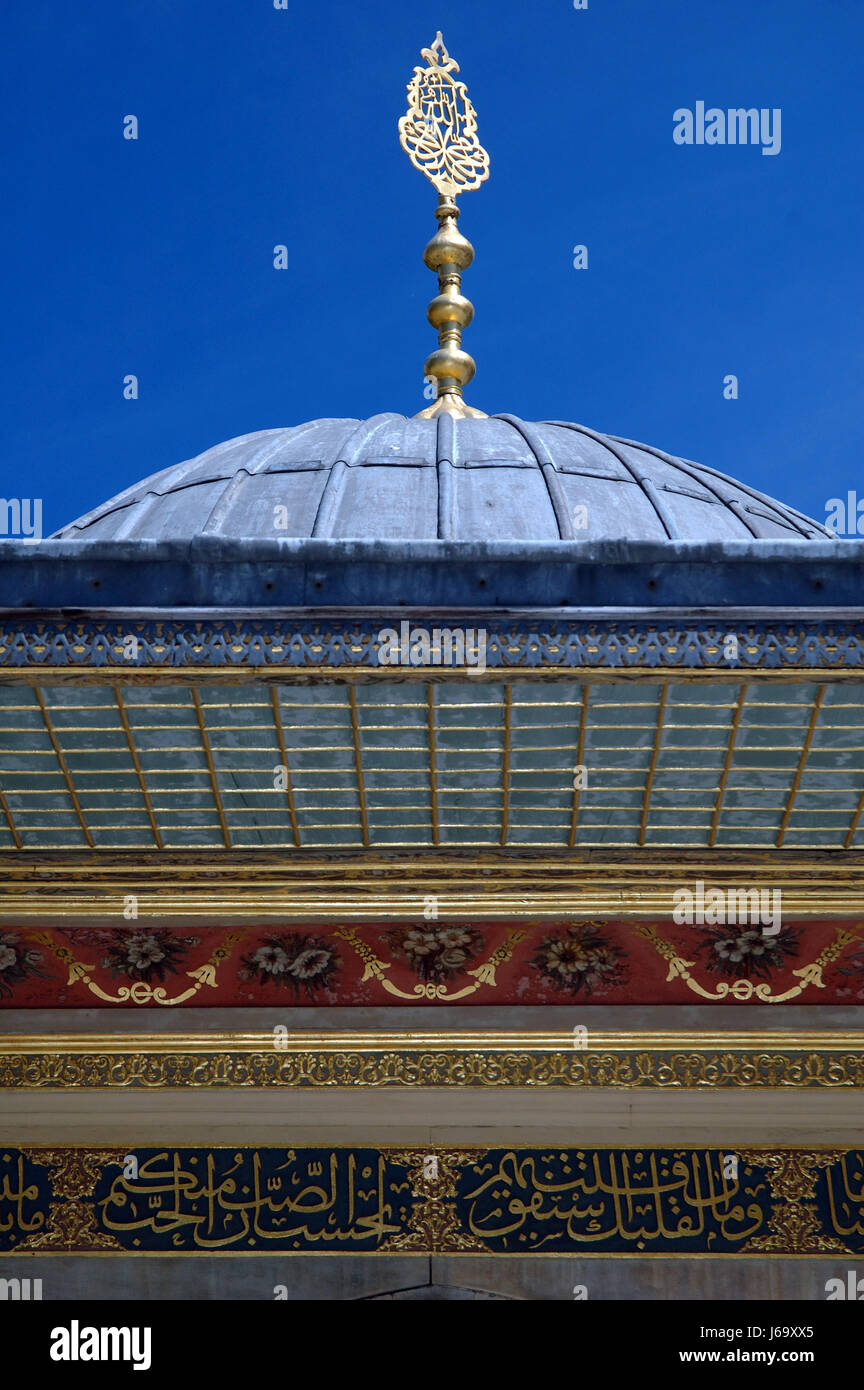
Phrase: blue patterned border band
[
  {"left": 1, "top": 614, "right": 864, "bottom": 673},
  {"left": 3, "top": 1147, "right": 862, "bottom": 1255}
]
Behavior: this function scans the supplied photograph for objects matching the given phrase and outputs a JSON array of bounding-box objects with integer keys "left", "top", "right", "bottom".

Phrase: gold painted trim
[
  {"left": 3, "top": 1032, "right": 864, "bottom": 1088},
  {"left": 3, "top": 849, "right": 864, "bottom": 920},
  {"left": 2, "top": 665, "right": 862, "bottom": 686}
]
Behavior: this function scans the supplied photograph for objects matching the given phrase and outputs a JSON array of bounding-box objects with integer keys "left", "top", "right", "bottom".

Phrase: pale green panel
[
  {"left": 643, "top": 826, "right": 711, "bottom": 847},
  {"left": 357, "top": 682, "right": 432, "bottom": 845},
  {"left": 197, "top": 691, "right": 294, "bottom": 848},
  {"left": 571, "top": 685, "right": 659, "bottom": 845},
  {"left": 0, "top": 684, "right": 85, "bottom": 849},
  {"left": 121, "top": 686, "right": 221, "bottom": 848},
  {"left": 506, "top": 684, "right": 581, "bottom": 843},
  {"left": 41, "top": 688, "right": 152, "bottom": 849},
  {"left": 434, "top": 684, "right": 505, "bottom": 846},
  {"left": 275, "top": 686, "right": 363, "bottom": 847},
  {"left": 650, "top": 768, "right": 719, "bottom": 791},
  {"left": 747, "top": 682, "right": 820, "bottom": 706},
  {"left": 713, "top": 824, "right": 780, "bottom": 847},
  {"left": 508, "top": 681, "right": 584, "bottom": 717}
]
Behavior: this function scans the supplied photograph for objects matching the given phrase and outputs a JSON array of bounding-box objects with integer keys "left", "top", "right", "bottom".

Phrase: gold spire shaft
[
  {"left": 398, "top": 33, "right": 490, "bottom": 419},
  {"left": 417, "top": 194, "right": 485, "bottom": 419}
]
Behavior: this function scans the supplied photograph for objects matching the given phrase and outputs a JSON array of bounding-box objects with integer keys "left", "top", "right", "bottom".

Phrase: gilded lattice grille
[{"left": 1, "top": 680, "right": 864, "bottom": 851}]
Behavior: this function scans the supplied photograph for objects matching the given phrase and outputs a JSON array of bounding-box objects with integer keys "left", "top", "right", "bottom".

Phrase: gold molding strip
[
  {"left": 3, "top": 850, "right": 863, "bottom": 920},
  {"left": 2, "top": 1032, "right": 864, "bottom": 1089},
  {"left": 4, "top": 666, "right": 864, "bottom": 686}
]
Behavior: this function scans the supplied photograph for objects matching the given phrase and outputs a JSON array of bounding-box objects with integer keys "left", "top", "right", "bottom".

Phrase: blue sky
[{"left": 4, "top": 0, "right": 862, "bottom": 535}]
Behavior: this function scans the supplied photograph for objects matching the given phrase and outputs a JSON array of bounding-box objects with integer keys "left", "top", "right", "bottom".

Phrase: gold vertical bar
[
  {"left": 269, "top": 686, "right": 302, "bottom": 849},
  {"left": 0, "top": 779, "right": 22, "bottom": 849},
  {"left": 34, "top": 686, "right": 95, "bottom": 849},
  {"left": 427, "top": 684, "right": 440, "bottom": 847},
  {"left": 777, "top": 685, "right": 826, "bottom": 848},
  {"left": 709, "top": 683, "right": 747, "bottom": 849},
  {"left": 568, "top": 683, "right": 590, "bottom": 849},
  {"left": 638, "top": 685, "right": 668, "bottom": 848},
  {"left": 844, "top": 786, "right": 864, "bottom": 850},
  {"left": 500, "top": 684, "right": 513, "bottom": 846},
  {"left": 348, "top": 686, "right": 370, "bottom": 848},
  {"left": 113, "top": 685, "right": 164, "bottom": 850},
  {"left": 190, "top": 687, "right": 231, "bottom": 849}
]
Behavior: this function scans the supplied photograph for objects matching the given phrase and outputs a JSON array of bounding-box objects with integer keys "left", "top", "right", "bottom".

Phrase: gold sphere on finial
[{"left": 399, "top": 34, "right": 490, "bottom": 419}]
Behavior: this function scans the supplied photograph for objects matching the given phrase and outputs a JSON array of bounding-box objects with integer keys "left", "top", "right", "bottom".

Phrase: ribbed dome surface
[{"left": 54, "top": 413, "right": 831, "bottom": 543}]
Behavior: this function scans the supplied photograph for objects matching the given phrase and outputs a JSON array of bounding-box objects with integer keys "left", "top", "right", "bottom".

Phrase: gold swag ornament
[{"left": 399, "top": 33, "right": 490, "bottom": 418}]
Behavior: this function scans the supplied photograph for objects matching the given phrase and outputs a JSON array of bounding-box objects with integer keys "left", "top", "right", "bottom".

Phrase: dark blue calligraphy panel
[{"left": 2, "top": 1147, "right": 864, "bottom": 1255}]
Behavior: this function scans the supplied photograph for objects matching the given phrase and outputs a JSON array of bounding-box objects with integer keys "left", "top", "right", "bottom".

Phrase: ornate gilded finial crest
[
  {"left": 398, "top": 32, "right": 490, "bottom": 197},
  {"left": 399, "top": 34, "right": 490, "bottom": 419}
]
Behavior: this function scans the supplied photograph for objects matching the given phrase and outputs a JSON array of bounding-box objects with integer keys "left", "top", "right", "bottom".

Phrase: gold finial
[{"left": 399, "top": 33, "right": 490, "bottom": 419}]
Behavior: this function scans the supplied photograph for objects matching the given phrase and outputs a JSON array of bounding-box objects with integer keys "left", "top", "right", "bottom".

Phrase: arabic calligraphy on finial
[{"left": 398, "top": 31, "right": 490, "bottom": 197}]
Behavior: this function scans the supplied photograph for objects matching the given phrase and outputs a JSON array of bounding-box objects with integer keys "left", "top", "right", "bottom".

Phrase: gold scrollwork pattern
[
  {"left": 2, "top": 1040, "right": 864, "bottom": 1088},
  {"left": 381, "top": 1149, "right": 486, "bottom": 1252},
  {"left": 636, "top": 922, "right": 860, "bottom": 1003},
  {"left": 738, "top": 1150, "right": 851, "bottom": 1254},
  {"left": 30, "top": 931, "right": 244, "bottom": 1006},
  {"left": 14, "top": 1148, "right": 127, "bottom": 1252}
]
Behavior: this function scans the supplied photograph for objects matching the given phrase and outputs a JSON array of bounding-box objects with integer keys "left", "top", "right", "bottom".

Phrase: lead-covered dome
[{"left": 53, "top": 413, "right": 831, "bottom": 543}]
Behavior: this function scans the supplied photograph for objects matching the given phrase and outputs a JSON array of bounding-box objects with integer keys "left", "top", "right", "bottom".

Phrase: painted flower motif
[
  {"left": 713, "top": 931, "right": 767, "bottom": 963},
  {"left": 289, "top": 948, "right": 332, "bottom": 980},
  {"left": 240, "top": 934, "right": 339, "bottom": 998},
  {"left": 531, "top": 924, "right": 628, "bottom": 997},
  {"left": 252, "top": 945, "right": 290, "bottom": 975},
  {"left": 93, "top": 930, "right": 201, "bottom": 984},
  {"left": 695, "top": 924, "right": 800, "bottom": 979},
  {"left": 0, "top": 931, "right": 49, "bottom": 999},
  {"left": 383, "top": 923, "right": 485, "bottom": 984},
  {"left": 125, "top": 935, "right": 166, "bottom": 969}
]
